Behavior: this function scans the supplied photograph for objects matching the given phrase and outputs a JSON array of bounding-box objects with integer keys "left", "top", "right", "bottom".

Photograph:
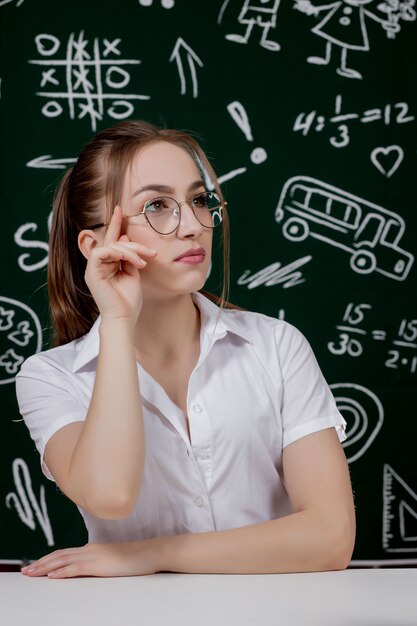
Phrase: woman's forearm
[
  {"left": 157, "top": 509, "right": 354, "bottom": 574},
  {"left": 68, "top": 319, "right": 144, "bottom": 518}
]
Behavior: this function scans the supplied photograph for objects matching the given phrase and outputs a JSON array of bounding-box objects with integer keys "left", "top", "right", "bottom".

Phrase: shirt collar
[{"left": 72, "top": 292, "right": 251, "bottom": 373}]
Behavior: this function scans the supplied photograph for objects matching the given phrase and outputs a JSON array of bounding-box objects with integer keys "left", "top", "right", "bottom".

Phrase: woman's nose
[{"left": 176, "top": 201, "right": 204, "bottom": 238}]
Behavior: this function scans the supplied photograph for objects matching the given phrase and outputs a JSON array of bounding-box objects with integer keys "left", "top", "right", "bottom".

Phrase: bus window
[
  {"left": 290, "top": 184, "right": 309, "bottom": 206},
  {"left": 330, "top": 199, "right": 360, "bottom": 227},
  {"left": 354, "top": 214, "right": 384, "bottom": 247},
  {"left": 308, "top": 190, "right": 331, "bottom": 213},
  {"left": 381, "top": 219, "right": 401, "bottom": 245}
]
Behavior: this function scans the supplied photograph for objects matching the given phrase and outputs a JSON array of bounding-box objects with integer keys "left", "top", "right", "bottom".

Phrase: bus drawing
[{"left": 275, "top": 176, "right": 413, "bottom": 281}]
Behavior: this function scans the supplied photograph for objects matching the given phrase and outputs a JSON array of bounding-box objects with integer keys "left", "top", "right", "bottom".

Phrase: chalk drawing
[
  {"left": 294, "top": 0, "right": 415, "bottom": 79},
  {"left": 26, "top": 154, "right": 77, "bottom": 169},
  {"left": 138, "top": 0, "right": 175, "bottom": 7},
  {"left": 237, "top": 255, "right": 312, "bottom": 289},
  {"left": 383, "top": 464, "right": 417, "bottom": 552},
  {"left": 385, "top": 318, "right": 417, "bottom": 375},
  {"left": 275, "top": 176, "right": 414, "bottom": 280},
  {"left": 330, "top": 383, "right": 384, "bottom": 463},
  {"left": 227, "top": 101, "right": 268, "bottom": 164},
  {"left": 370, "top": 145, "right": 404, "bottom": 177},
  {"left": 14, "top": 212, "right": 51, "bottom": 272},
  {"left": 378, "top": 0, "right": 416, "bottom": 38},
  {"left": 293, "top": 94, "right": 415, "bottom": 149},
  {"left": 5, "top": 458, "right": 54, "bottom": 547},
  {"left": 0, "top": 0, "right": 25, "bottom": 6},
  {"left": 328, "top": 303, "right": 417, "bottom": 374},
  {"left": 0, "top": 296, "right": 42, "bottom": 385},
  {"left": 169, "top": 38, "right": 203, "bottom": 98},
  {"left": 221, "top": 0, "right": 282, "bottom": 51},
  {"left": 29, "top": 32, "right": 150, "bottom": 131}
]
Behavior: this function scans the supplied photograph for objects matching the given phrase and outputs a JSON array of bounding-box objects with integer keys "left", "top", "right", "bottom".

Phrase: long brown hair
[{"left": 48, "top": 120, "right": 230, "bottom": 346}]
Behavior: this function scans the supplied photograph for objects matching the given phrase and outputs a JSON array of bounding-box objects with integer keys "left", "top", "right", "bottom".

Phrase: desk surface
[{"left": 1, "top": 569, "right": 416, "bottom": 626}]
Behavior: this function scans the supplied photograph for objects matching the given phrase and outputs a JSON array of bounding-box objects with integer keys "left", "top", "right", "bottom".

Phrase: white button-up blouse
[{"left": 16, "top": 293, "right": 346, "bottom": 543}]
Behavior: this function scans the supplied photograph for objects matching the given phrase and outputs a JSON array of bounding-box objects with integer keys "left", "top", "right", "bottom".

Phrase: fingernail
[
  {"left": 149, "top": 248, "right": 157, "bottom": 254},
  {"left": 48, "top": 572, "right": 57, "bottom": 578}
]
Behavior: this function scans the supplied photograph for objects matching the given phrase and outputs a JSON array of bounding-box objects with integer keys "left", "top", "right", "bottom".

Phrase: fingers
[
  {"left": 21, "top": 548, "right": 86, "bottom": 578},
  {"left": 103, "top": 205, "right": 123, "bottom": 246},
  {"left": 90, "top": 241, "right": 157, "bottom": 270}
]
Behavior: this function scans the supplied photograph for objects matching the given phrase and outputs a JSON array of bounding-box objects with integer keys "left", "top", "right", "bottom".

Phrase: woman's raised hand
[{"left": 84, "top": 205, "right": 157, "bottom": 327}]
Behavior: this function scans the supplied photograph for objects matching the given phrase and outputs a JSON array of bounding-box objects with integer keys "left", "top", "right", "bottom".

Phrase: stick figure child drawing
[
  {"left": 224, "top": 0, "right": 281, "bottom": 51},
  {"left": 294, "top": 0, "right": 406, "bottom": 79}
]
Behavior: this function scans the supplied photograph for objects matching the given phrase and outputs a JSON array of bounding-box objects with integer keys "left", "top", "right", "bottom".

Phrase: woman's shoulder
[
  {"left": 16, "top": 333, "right": 88, "bottom": 380},
  {"left": 197, "top": 292, "right": 308, "bottom": 351}
]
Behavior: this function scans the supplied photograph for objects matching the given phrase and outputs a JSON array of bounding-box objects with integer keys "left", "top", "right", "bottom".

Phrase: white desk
[{"left": 1, "top": 569, "right": 416, "bottom": 626}]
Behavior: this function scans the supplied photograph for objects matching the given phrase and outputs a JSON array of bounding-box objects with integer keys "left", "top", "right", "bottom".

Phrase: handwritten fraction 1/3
[
  {"left": 327, "top": 302, "right": 417, "bottom": 374},
  {"left": 29, "top": 32, "right": 150, "bottom": 131},
  {"left": 293, "top": 94, "right": 415, "bottom": 149}
]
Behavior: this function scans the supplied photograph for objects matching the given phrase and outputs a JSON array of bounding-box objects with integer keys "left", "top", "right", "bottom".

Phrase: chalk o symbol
[
  {"left": 35, "top": 34, "right": 60, "bottom": 57},
  {"left": 162, "top": 0, "right": 175, "bottom": 7},
  {"left": 42, "top": 101, "right": 63, "bottom": 118},
  {"left": 107, "top": 100, "right": 135, "bottom": 120},
  {"left": 250, "top": 147, "right": 267, "bottom": 165},
  {"left": 330, "top": 383, "right": 384, "bottom": 464},
  {"left": 106, "top": 66, "right": 130, "bottom": 89}
]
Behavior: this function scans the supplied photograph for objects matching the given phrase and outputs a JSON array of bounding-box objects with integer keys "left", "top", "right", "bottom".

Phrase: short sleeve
[
  {"left": 277, "top": 323, "right": 346, "bottom": 448},
  {"left": 15, "top": 355, "right": 87, "bottom": 480}
]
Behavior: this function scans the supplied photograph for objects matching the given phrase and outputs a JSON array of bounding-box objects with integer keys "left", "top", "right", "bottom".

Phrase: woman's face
[{"left": 118, "top": 140, "right": 214, "bottom": 300}]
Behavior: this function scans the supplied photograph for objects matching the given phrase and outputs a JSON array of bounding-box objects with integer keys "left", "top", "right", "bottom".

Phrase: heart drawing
[{"left": 370, "top": 145, "right": 404, "bottom": 178}]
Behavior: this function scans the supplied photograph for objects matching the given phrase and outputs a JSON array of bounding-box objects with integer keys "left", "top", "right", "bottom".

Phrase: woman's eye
[
  {"left": 147, "top": 198, "right": 168, "bottom": 213},
  {"left": 193, "top": 194, "right": 209, "bottom": 209}
]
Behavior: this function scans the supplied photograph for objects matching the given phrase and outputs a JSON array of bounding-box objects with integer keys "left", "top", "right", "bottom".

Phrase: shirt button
[
  {"left": 192, "top": 403, "right": 203, "bottom": 413},
  {"left": 199, "top": 449, "right": 210, "bottom": 460},
  {"left": 193, "top": 496, "right": 204, "bottom": 507}
]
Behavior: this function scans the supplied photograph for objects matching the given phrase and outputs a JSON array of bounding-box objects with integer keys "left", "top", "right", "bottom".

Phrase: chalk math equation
[
  {"left": 293, "top": 94, "right": 415, "bottom": 149},
  {"left": 328, "top": 302, "right": 417, "bottom": 375}
]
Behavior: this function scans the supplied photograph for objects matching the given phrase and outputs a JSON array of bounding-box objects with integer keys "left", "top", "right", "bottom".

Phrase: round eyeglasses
[{"left": 89, "top": 191, "right": 225, "bottom": 235}]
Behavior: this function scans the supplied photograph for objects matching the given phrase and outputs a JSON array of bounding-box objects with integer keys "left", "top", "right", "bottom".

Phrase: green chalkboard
[{"left": 1, "top": 0, "right": 416, "bottom": 565}]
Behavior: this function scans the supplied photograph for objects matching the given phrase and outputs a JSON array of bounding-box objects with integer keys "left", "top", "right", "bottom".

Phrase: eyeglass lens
[{"left": 143, "top": 191, "right": 223, "bottom": 234}]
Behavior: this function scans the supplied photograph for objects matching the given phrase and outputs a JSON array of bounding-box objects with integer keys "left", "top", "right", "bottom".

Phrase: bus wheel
[
  {"left": 350, "top": 250, "right": 377, "bottom": 275},
  {"left": 282, "top": 217, "right": 309, "bottom": 242}
]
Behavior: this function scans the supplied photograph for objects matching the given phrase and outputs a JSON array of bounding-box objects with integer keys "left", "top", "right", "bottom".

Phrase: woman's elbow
[
  {"left": 82, "top": 488, "right": 139, "bottom": 520},
  {"left": 324, "top": 515, "right": 356, "bottom": 571}
]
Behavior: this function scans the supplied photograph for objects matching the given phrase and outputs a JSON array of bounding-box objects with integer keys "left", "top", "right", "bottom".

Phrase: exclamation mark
[{"left": 227, "top": 101, "right": 267, "bottom": 165}]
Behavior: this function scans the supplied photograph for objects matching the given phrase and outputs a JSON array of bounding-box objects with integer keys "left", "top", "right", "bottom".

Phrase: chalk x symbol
[
  {"left": 26, "top": 154, "right": 78, "bottom": 169},
  {"left": 169, "top": 38, "right": 203, "bottom": 98},
  {"left": 227, "top": 101, "right": 267, "bottom": 165},
  {"left": 370, "top": 145, "right": 404, "bottom": 178}
]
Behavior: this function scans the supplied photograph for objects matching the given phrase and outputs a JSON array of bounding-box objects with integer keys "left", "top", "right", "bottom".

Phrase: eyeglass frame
[{"left": 88, "top": 190, "right": 227, "bottom": 235}]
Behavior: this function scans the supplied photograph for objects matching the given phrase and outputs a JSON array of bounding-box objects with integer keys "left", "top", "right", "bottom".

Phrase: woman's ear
[{"left": 78, "top": 230, "right": 100, "bottom": 261}]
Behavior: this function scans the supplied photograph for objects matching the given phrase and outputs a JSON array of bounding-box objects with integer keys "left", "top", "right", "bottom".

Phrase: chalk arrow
[
  {"left": 26, "top": 155, "right": 77, "bottom": 169},
  {"left": 169, "top": 37, "right": 203, "bottom": 98}
]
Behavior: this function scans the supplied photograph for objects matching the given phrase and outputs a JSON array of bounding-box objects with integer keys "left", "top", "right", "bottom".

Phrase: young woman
[{"left": 16, "top": 120, "right": 355, "bottom": 578}]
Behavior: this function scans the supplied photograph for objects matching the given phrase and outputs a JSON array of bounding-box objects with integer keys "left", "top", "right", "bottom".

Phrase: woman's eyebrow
[{"left": 131, "top": 180, "right": 204, "bottom": 198}]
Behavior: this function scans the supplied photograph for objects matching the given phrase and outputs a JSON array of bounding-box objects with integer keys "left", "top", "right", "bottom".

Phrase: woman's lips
[{"left": 174, "top": 248, "right": 206, "bottom": 264}]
